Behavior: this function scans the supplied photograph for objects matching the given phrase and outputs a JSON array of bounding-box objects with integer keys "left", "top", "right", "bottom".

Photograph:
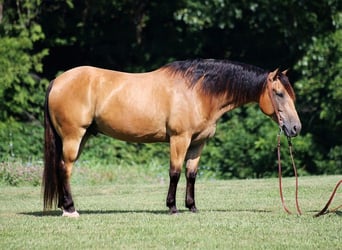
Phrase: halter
[
  {"left": 266, "top": 79, "right": 282, "bottom": 127},
  {"left": 267, "top": 78, "right": 341, "bottom": 217}
]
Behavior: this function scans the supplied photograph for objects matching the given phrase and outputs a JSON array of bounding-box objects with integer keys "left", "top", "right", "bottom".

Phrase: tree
[
  {"left": 0, "top": 0, "right": 48, "bottom": 122},
  {"left": 0, "top": 0, "right": 340, "bottom": 176},
  {"left": 0, "top": 0, "right": 48, "bottom": 160},
  {"left": 294, "top": 12, "right": 342, "bottom": 174}
]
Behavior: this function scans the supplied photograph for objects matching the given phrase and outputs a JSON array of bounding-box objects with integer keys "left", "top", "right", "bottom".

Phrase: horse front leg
[
  {"left": 166, "top": 170, "right": 181, "bottom": 214},
  {"left": 166, "top": 135, "right": 191, "bottom": 214},
  {"left": 185, "top": 143, "right": 205, "bottom": 212}
]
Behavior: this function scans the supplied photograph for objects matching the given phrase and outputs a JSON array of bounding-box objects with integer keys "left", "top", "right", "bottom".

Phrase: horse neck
[{"left": 205, "top": 76, "right": 267, "bottom": 120}]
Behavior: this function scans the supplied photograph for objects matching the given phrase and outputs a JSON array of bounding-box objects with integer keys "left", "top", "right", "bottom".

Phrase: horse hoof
[
  {"left": 189, "top": 207, "right": 197, "bottom": 213},
  {"left": 62, "top": 210, "right": 80, "bottom": 218},
  {"left": 169, "top": 207, "right": 178, "bottom": 215}
]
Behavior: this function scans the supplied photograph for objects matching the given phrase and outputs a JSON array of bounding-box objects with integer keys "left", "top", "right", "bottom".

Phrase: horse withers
[{"left": 43, "top": 59, "right": 301, "bottom": 217}]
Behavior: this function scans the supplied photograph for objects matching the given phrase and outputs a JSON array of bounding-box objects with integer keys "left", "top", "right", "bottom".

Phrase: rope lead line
[
  {"left": 287, "top": 137, "right": 302, "bottom": 215},
  {"left": 277, "top": 133, "right": 341, "bottom": 217},
  {"left": 277, "top": 133, "right": 292, "bottom": 214},
  {"left": 277, "top": 132, "right": 301, "bottom": 215},
  {"left": 314, "top": 180, "right": 342, "bottom": 217}
]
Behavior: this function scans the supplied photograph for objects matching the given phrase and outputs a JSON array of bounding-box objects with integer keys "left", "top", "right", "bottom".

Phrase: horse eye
[{"left": 275, "top": 91, "right": 284, "bottom": 98}]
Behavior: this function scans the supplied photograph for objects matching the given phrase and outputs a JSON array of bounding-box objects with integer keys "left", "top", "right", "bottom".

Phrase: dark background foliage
[{"left": 0, "top": 0, "right": 341, "bottom": 178}]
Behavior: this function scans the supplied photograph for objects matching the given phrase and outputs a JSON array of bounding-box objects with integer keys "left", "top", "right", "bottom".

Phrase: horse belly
[
  {"left": 96, "top": 116, "right": 168, "bottom": 143},
  {"left": 95, "top": 95, "right": 169, "bottom": 143}
]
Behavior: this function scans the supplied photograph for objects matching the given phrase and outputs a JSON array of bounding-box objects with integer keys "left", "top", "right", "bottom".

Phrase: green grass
[{"left": 0, "top": 175, "right": 341, "bottom": 249}]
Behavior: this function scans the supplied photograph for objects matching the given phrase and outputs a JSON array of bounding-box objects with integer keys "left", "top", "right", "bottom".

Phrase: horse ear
[
  {"left": 282, "top": 69, "right": 289, "bottom": 75},
  {"left": 268, "top": 68, "right": 279, "bottom": 81}
]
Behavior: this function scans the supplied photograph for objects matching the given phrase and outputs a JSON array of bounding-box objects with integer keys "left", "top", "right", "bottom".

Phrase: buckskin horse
[{"left": 43, "top": 59, "right": 301, "bottom": 217}]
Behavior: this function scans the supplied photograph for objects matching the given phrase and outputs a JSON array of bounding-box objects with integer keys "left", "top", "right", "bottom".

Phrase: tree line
[{"left": 0, "top": 0, "right": 341, "bottom": 178}]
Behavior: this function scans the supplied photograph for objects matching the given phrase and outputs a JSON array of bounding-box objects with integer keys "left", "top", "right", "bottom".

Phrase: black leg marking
[
  {"left": 166, "top": 171, "right": 181, "bottom": 214},
  {"left": 186, "top": 171, "right": 197, "bottom": 212},
  {"left": 57, "top": 164, "right": 75, "bottom": 213}
]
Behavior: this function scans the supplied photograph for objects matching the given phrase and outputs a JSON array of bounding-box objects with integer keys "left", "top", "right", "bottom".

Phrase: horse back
[
  {"left": 48, "top": 66, "right": 218, "bottom": 144},
  {"left": 49, "top": 66, "right": 178, "bottom": 142}
]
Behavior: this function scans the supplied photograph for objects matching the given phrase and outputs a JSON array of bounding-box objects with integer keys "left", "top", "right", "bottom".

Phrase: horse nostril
[
  {"left": 288, "top": 123, "right": 301, "bottom": 137},
  {"left": 293, "top": 126, "right": 297, "bottom": 132},
  {"left": 288, "top": 126, "right": 297, "bottom": 137},
  {"left": 292, "top": 125, "right": 300, "bottom": 136}
]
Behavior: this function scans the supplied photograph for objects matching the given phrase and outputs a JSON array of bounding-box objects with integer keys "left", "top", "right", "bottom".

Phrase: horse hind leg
[
  {"left": 59, "top": 130, "right": 88, "bottom": 218},
  {"left": 185, "top": 143, "right": 205, "bottom": 212}
]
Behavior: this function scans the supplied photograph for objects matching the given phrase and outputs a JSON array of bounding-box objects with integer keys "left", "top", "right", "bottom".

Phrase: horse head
[{"left": 259, "top": 69, "right": 301, "bottom": 137}]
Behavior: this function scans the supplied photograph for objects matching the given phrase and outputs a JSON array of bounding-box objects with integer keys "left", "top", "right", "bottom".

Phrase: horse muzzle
[{"left": 282, "top": 122, "right": 301, "bottom": 137}]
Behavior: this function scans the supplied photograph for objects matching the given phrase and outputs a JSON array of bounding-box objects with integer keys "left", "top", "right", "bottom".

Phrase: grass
[
  {"left": 0, "top": 159, "right": 169, "bottom": 186},
  {"left": 0, "top": 174, "right": 341, "bottom": 249}
]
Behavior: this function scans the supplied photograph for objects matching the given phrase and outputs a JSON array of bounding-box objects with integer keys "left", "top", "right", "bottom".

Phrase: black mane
[{"left": 163, "top": 59, "right": 269, "bottom": 104}]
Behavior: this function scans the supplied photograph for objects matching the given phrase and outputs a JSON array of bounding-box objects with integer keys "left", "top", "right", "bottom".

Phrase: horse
[{"left": 43, "top": 59, "right": 301, "bottom": 217}]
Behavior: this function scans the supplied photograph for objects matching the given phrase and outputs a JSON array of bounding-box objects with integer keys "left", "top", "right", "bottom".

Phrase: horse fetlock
[
  {"left": 60, "top": 198, "right": 76, "bottom": 213},
  {"left": 185, "top": 198, "right": 196, "bottom": 211}
]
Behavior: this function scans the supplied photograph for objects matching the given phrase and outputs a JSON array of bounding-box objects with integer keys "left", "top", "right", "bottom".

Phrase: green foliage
[
  {"left": 0, "top": 0, "right": 341, "bottom": 178},
  {"left": 0, "top": 0, "right": 49, "bottom": 121},
  {"left": 173, "top": 0, "right": 338, "bottom": 67},
  {"left": 80, "top": 135, "right": 169, "bottom": 167},
  {"left": 295, "top": 16, "right": 342, "bottom": 127},
  {"left": 0, "top": 120, "right": 43, "bottom": 161},
  {"left": 294, "top": 11, "right": 342, "bottom": 175}
]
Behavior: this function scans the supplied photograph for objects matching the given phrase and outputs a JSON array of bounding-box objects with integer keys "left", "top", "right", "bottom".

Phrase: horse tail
[{"left": 43, "top": 80, "right": 62, "bottom": 210}]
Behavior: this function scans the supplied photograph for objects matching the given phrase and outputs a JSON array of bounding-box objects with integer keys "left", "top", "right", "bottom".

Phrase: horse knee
[
  {"left": 169, "top": 170, "right": 181, "bottom": 181},
  {"left": 186, "top": 170, "right": 197, "bottom": 183}
]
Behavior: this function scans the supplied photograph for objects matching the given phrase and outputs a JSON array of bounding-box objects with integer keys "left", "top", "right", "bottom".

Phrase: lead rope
[
  {"left": 277, "top": 130, "right": 292, "bottom": 214},
  {"left": 287, "top": 136, "right": 302, "bottom": 215},
  {"left": 277, "top": 130, "right": 302, "bottom": 215},
  {"left": 278, "top": 130, "right": 341, "bottom": 217},
  {"left": 314, "top": 180, "right": 342, "bottom": 217}
]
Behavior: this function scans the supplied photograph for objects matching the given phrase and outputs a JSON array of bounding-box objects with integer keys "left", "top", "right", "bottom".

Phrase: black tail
[{"left": 43, "top": 80, "right": 62, "bottom": 210}]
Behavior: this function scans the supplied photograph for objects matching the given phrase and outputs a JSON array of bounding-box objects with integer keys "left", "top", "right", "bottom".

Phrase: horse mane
[
  {"left": 163, "top": 59, "right": 295, "bottom": 103},
  {"left": 163, "top": 59, "right": 268, "bottom": 104}
]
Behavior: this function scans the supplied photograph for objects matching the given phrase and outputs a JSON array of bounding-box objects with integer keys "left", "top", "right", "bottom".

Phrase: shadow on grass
[
  {"left": 20, "top": 209, "right": 169, "bottom": 217},
  {"left": 20, "top": 209, "right": 342, "bottom": 217},
  {"left": 20, "top": 210, "right": 62, "bottom": 217},
  {"left": 19, "top": 208, "right": 276, "bottom": 217}
]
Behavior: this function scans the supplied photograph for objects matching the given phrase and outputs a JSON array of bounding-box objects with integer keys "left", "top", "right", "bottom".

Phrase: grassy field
[{"left": 0, "top": 175, "right": 341, "bottom": 249}]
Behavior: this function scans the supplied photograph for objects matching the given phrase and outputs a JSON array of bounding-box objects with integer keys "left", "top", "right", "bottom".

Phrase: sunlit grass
[{"left": 0, "top": 175, "right": 341, "bottom": 249}]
